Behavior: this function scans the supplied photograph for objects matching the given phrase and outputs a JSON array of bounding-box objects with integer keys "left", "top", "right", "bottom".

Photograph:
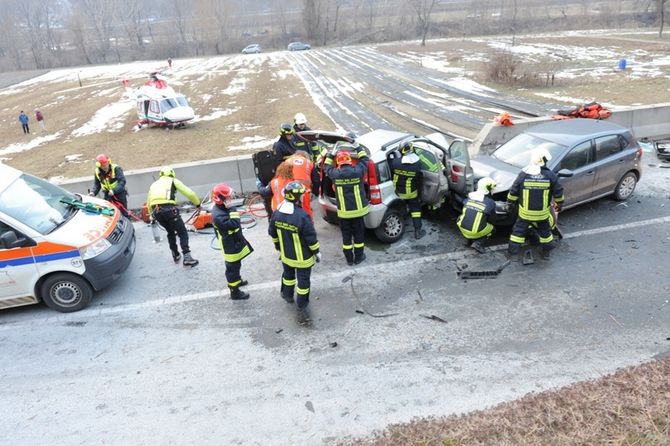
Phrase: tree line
[{"left": 0, "top": 0, "right": 665, "bottom": 72}]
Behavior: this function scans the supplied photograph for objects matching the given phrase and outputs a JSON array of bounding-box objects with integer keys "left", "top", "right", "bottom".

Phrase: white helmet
[
  {"left": 530, "top": 147, "right": 552, "bottom": 166},
  {"left": 477, "top": 177, "right": 496, "bottom": 194},
  {"left": 294, "top": 112, "right": 307, "bottom": 125}
]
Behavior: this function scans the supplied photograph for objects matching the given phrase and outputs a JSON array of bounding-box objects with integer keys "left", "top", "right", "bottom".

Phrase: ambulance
[{"left": 0, "top": 163, "right": 136, "bottom": 312}]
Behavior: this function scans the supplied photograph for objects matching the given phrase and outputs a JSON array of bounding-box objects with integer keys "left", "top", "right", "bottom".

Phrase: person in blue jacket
[{"left": 18, "top": 111, "right": 30, "bottom": 134}]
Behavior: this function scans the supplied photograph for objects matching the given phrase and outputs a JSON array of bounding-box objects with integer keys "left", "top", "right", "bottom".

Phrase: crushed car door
[
  {"left": 409, "top": 140, "right": 448, "bottom": 206},
  {"left": 446, "top": 139, "right": 473, "bottom": 196}
]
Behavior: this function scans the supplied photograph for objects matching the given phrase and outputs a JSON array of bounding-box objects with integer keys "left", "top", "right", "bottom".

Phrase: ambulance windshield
[{"left": 0, "top": 174, "right": 76, "bottom": 235}]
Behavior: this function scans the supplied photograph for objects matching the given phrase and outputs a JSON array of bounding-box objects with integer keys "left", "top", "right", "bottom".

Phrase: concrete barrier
[
  {"left": 58, "top": 103, "right": 670, "bottom": 208},
  {"left": 471, "top": 103, "right": 670, "bottom": 155},
  {"left": 59, "top": 155, "right": 256, "bottom": 209}
]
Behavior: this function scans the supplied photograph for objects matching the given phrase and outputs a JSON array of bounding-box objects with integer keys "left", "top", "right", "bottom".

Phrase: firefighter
[
  {"left": 257, "top": 160, "right": 294, "bottom": 219},
  {"left": 90, "top": 154, "right": 130, "bottom": 218},
  {"left": 292, "top": 112, "right": 319, "bottom": 162},
  {"left": 211, "top": 183, "right": 253, "bottom": 300},
  {"left": 146, "top": 167, "right": 201, "bottom": 266},
  {"left": 269, "top": 181, "right": 321, "bottom": 310},
  {"left": 325, "top": 143, "right": 370, "bottom": 265},
  {"left": 285, "top": 150, "right": 320, "bottom": 218},
  {"left": 507, "top": 147, "right": 564, "bottom": 260},
  {"left": 390, "top": 142, "right": 426, "bottom": 239},
  {"left": 273, "top": 123, "right": 297, "bottom": 161},
  {"left": 457, "top": 177, "right": 496, "bottom": 253}
]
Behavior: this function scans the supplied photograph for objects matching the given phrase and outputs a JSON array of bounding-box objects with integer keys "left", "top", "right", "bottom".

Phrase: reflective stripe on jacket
[
  {"left": 94, "top": 164, "right": 125, "bottom": 194},
  {"left": 268, "top": 205, "right": 320, "bottom": 268},
  {"left": 146, "top": 176, "right": 201, "bottom": 210},
  {"left": 325, "top": 151, "right": 370, "bottom": 219},
  {"left": 212, "top": 204, "right": 253, "bottom": 263},
  {"left": 507, "top": 167, "right": 564, "bottom": 221},
  {"left": 457, "top": 195, "right": 495, "bottom": 239}
]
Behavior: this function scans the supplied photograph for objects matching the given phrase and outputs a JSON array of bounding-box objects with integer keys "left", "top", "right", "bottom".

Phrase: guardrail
[{"left": 58, "top": 103, "right": 670, "bottom": 208}]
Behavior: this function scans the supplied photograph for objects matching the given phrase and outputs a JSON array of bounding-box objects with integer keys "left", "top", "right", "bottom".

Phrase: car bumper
[{"left": 83, "top": 220, "right": 136, "bottom": 290}]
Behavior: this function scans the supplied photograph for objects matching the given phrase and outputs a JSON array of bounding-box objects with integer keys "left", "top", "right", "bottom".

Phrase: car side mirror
[
  {"left": 0, "top": 230, "right": 35, "bottom": 249},
  {"left": 557, "top": 168, "right": 574, "bottom": 178}
]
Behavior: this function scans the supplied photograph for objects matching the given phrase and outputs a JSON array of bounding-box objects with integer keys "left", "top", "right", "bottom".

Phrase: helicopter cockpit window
[
  {"left": 176, "top": 97, "right": 189, "bottom": 107},
  {"left": 160, "top": 98, "right": 179, "bottom": 112}
]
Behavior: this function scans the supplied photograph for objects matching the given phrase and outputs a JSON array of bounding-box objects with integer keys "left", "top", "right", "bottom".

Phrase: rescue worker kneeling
[
  {"left": 325, "top": 144, "right": 370, "bottom": 265},
  {"left": 211, "top": 183, "right": 253, "bottom": 300},
  {"left": 507, "top": 147, "right": 564, "bottom": 260},
  {"left": 269, "top": 181, "right": 321, "bottom": 310},
  {"left": 457, "top": 177, "right": 496, "bottom": 253}
]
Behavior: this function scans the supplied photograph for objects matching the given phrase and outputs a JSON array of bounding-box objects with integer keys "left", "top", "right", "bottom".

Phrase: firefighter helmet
[
  {"left": 477, "top": 177, "right": 496, "bottom": 194},
  {"left": 211, "top": 183, "right": 234, "bottom": 206},
  {"left": 335, "top": 151, "right": 353, "bottom": 166},
  {"left": 400, "top": 141, "right": 414, "bottom": 155},
  {"left": 279, "top": 122, "right": 294, "bottom": 136},
  {"left": 95, "top": 153, "right": 110, "bottom": 168},
  {"left": 159, "top": 167, "right": 176, "bottom": 178},
  {"left": 530, "top": 147, "right": 552, "bottom": 166},
  {"left": 283, "top": 181, "right": 306, "bottom": 203},
  {"left": 294, "top": 113, "right": 307, "bottom": 125}
]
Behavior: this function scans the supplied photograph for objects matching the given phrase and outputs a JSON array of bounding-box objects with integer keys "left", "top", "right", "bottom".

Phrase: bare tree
[
  {"left": 410, "top": 0, "right": 438, "bottom": 46},
  {"left": 660, "top": 0, "right": 668, "bottom": 37},
  {"left": 0, "top": 8, "right": 24, "bottom": 69},
  {"left": 302, "top": 0, "right": 323, "bottom": 43}
]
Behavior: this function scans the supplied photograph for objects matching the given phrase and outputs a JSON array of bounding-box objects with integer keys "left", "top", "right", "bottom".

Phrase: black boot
[
  {"left": 229, "top": 286, "right": 250, "bottom": 300},
  {"left": 182, "top": 252, "right": 199, "bottom": 267},
  {"left": 471, "top": 239, "right": 486, "bottom": 254},
  {"left": 343, "top": 250, "right": 354, "bottom": 266},
  {"left": 296, "top": 292, "right": 310, "bottom": 310},
  {"left": 239, "top": 279, "right": 249, "bottom": 287},
  {"left": 171, "top": 250, "right": 181, "bottom": 263},
  {"left": 415, "top": 229, "right": 426, "bottom": 239},
  {"left": 280, "top": 284, "right": 294, "bottom": 303},
  {"left": 354, "top": 250, "right": 366, "bottom": 265}
]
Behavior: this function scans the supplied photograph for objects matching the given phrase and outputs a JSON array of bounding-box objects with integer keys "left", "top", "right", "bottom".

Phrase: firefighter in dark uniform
[
  {"left": 146, "top": 167, "right": 201, "bottom": 266},
  {"left": 457, "top": 177, "right": 496, "bottom": 253},
  {"left": 269, "top": 181, "right": 321, "bottom": 310},
  {"left": 390, "top": 142, "right": 426, "bottom": 239},
  {"left": 325, "top": 143, "right": 370, "bottom": 265},
  {"left": 90, "top": 153, "right": 130, "bottom": 218},
  {"left": 211, "top": 183, "right": 253, "bottom": 301},
  {"left": 507, "top": 148, "right": 565, "bottom": 260},
  {"left": 273, "top": 123, "right": 298, "bottom": 161}
]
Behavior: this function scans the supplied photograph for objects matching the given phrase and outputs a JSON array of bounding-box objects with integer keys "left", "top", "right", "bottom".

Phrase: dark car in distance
[{"left": 288, "top": 42, "right": 311, "bottom": 51}]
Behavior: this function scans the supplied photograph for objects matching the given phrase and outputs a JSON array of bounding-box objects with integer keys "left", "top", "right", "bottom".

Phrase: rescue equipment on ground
[
  {"left": 494, "top": 112, "right": 514, "bottom": 126},
  {"left": 554, "top": 102, "right": 611, "bottom": 120}
]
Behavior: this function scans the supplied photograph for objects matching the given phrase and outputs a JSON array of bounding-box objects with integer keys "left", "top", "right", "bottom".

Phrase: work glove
[
  {"left": 315, "top": 252, "right": 322, "bottom": 263},
  {"left": 554, "top": 203, "right": 563, "bottom": 213},
  {"left": 255, "top": 178, "right": 263, "bottom": 190}
]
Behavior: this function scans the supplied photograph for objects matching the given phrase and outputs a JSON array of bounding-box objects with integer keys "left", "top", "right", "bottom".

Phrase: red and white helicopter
[{"left": 135, "top": 72, "right": 194, "bottom": 128}]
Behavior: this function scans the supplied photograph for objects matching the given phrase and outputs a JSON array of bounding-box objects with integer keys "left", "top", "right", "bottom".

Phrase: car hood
[
  {"left": 470, "top": 155, "right": 521, "bottom": 193},
  {"left": 49, "top": 196, "right": 120, "bottom": 248}
]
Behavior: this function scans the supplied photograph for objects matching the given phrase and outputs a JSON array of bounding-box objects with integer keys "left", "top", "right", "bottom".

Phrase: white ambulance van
[{"left": 0, "top": 163, "right": 135, "bottom": 312}]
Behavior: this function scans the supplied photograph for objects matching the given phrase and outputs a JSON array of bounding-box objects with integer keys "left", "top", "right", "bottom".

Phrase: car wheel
[
  {"left": 374, "top": 209, "right": 405, "bottom": 243},
  {"left": 613, "top": 171, "right": 637, "bottom": 201},
  {"left": 40, "top": 273, "right": 93, "bottom": 313}
]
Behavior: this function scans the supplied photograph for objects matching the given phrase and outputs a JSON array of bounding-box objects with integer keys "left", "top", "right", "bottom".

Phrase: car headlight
[{"left": 80, "top": 238, "right": 111, "bottom": 260}]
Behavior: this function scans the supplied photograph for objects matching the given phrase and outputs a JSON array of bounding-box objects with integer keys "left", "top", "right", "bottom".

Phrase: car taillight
[
  {"left": 636, "top": 147, "right": 643, "bottom": 159},
  {"left": 450, "top": 164, "right": 462, "bottom": 183},
  {"left": 368, "top": 161, "right": 382, "bottom": 205}
]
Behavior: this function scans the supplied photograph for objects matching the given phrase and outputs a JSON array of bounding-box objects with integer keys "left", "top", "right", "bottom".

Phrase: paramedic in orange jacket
[
  {"left": 258, "top": 161, "right": 294, "bottom": 219},
  {"left": 285, "top": 150, "right": 319, "bottom": 220}
]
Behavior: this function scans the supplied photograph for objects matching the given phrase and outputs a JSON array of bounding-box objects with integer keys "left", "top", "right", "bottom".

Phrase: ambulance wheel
[
  {"left": 374, "top": 208, "right": 405, "bottom": 244},
  {"left": 40, "top": 273, "right": 93, "bottom": 313}
]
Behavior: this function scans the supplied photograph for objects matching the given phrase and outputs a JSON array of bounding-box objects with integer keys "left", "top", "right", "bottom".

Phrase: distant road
[{"left": 0, "top": 70, "right": 49, "bottom": 90}]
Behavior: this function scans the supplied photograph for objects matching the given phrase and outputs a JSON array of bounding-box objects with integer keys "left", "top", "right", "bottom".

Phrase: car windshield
[
  {"left": 0, "top": 174, "right": 76, "bottom": 235},
  {"left": 491, "top": 133, "right": 566, "bottom": 168}
]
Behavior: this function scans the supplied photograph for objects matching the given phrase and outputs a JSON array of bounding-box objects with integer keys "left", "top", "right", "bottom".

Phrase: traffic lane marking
[{"left": 0, "top": 214, "right": 669, "bottom": 329}]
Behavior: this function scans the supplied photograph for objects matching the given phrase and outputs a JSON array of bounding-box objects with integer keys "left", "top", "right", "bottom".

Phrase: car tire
[
  {"left": 613, "top": 171, "right": 638, "bottom": 201},
  {"left": 374, "top": 208, "right": 405, "bottom": 243},
  {"left": 40, "top": 273, "right": 93, "bottom": 313}
]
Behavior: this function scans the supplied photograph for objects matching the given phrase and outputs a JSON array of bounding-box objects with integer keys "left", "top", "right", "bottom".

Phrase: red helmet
[
  {"left": 211, "top": 183, "right": 234, "bottom": 205},
  {"left": 95, "top": 154, "right": 109, "bottom": 168},
  {"left": 336, "top": 151, "right": 352, "bottom": 166}
]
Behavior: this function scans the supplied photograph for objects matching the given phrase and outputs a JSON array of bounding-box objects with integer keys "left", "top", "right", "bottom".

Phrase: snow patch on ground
[
  {"left": 0, "top": 131, "right": 63, "bottom": 157},
  {"left": 273, "top": 70, "right": 295, "bottom": 80},
  {"left": 71, "top": 100, "right": 135, "bottom": 136},
  {"left": 193, "top": 108, "right": 240, "bottom": 122},
  {"left": 201, "top": 94, "right": 213, "bottom": 104},
  {"left": 226, "top": 123, "right": 262, "bottom": 132},
  {"left": 228, "top": 136, "right": 274, "bottom": 151}
]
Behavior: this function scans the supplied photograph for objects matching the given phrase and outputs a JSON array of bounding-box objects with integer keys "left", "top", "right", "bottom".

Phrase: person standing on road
[
  {"left": 18, "top": 111, "right": 29, "bottom": 134},
  {"left": 390, "top": 142, "right": 426, "bottom": 239},
  {"left": 269, "top": 181, "right": 321, "bottom": 311},
  {"left": 273, "top": 123, "right": 298, "bottom": 161},
  {"left": 146, "top": 167, "right": 201, "bottom": 267},
  {"left": 211, "top": 183, "right": 253, "bottom": 301},
  {"left": 90, "top": 154, "right": 130, "bottom": 218},
  {"left": 457, "top": 177, "right": 497, "bottom": 253},
  {"left": 35, "top": 109, "right": 45, "bottom": 131},
  {"left": 325, "top": 142, "right": 370, "bottom": 265},
  {"left": 257, "top": 160, "right": 294, "bottom": 219},
  {"left": 507, "top": 147, "right": 564, "bottom": 260}
]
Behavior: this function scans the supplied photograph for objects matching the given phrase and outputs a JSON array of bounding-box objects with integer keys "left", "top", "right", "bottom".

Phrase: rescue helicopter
[{"left": 135, "top": 72, "right": 194, "bottom": 129}]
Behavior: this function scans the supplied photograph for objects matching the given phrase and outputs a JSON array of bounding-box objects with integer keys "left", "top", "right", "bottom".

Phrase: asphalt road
[{"left": 1, "top": 163, "right": 669, "bottom": 445}]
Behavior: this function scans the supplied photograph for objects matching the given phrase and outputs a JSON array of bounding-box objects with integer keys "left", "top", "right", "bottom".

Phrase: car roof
[
  {"left": 357, "top": 129, "right": 410, "bottom": 159},
  {"left": 525, "top": 118, "right": 630, "bottom": 146},
  {"left": 0, "top": 163, "right": 22, "bottom": 194}
]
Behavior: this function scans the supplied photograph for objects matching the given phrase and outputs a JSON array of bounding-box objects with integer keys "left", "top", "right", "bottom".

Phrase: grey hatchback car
[{"left": 465, "top": 118, "right": 643, "bottom": 225}]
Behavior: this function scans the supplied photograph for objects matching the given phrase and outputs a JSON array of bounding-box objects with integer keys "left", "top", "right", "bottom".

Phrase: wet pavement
[{"left": 1, "top": 164, "right": 669, "bottom": 445}]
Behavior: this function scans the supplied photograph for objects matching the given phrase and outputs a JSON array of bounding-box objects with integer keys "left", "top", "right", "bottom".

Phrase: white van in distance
[{"left": 0, "top": 163, "right": 136, "bottom": 312}]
